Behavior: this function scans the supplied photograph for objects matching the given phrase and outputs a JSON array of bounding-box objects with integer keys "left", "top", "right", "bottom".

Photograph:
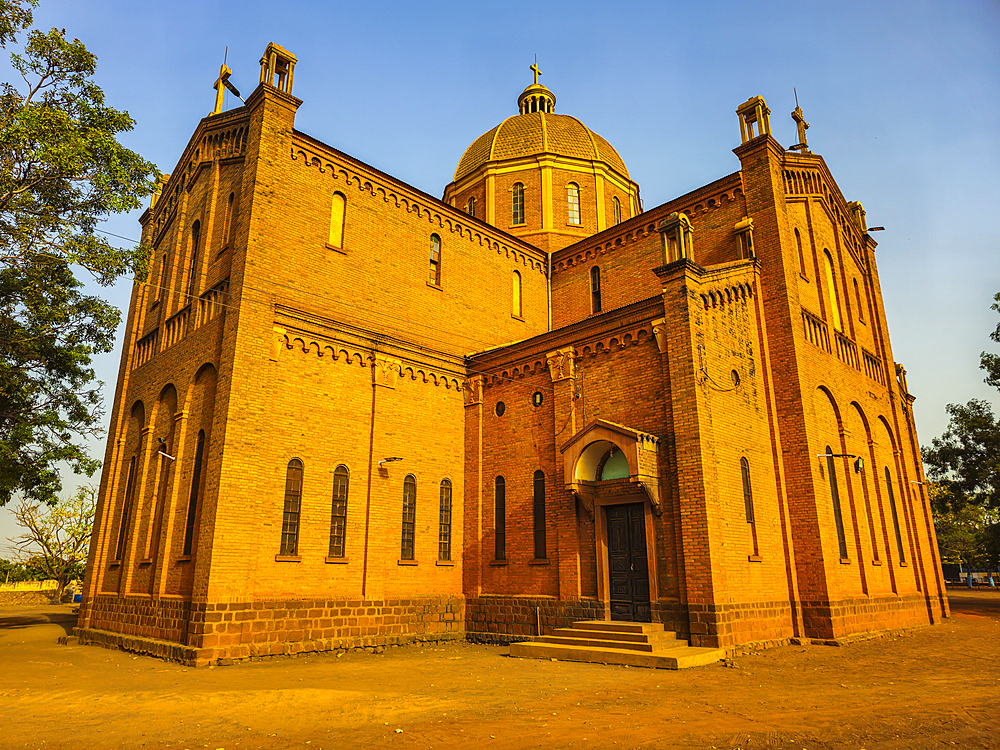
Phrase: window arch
[
  {"left": 187, "top": 220, "right": 201, "bottom": 298},
  {"left": 429, "top": 234, "right": 441, "bottom": 286},
  {"left": 512, "top": 270, "right": 522, "bottom": 317},
  {"left": 329, "top": 465, "right": 349, "bottom": 558},
  {"left": 329, "top": 192, "right": 346, "bottom": 248},
  {"left": 533, "top": 470, "right": 546, "bottom": 560},
  {"left": 467, "top": 196, "right": 476, "bottom": 218},
  {"left": 590, "top": 266, "right": 602, "bottom": 314},
  {"left": 183, "top": 430, "right": 207, "bottom": 556},
  {"left": 280, "top": 458, "right": 303, "bottom": 557},
  {"left": 438, "top": 479, "right": 452, "bottom": 561},
  {"left": 825, "top": 446, "right": 849, "bottom": 559},
  {"left": 494, "top": 476, "right": 506, "bottom": 561},
  {"left": 795, "top": 228, "right": 807, "bottom": 277},
  {"left": 884, "top": 466, "right": 906, "bottom": 563},
  {"left": 567, "top": 183, "right": 581, "bottom": 225},
  {"left": 613, "top": 196, "right": 622, "bottom": 226},
  {"left": 512, "top": 183, "right": 525, "bottom": 225},
  {"left": 401, "top": 474, "right": 416, "bottom": 560},
  {"left": 823, "top": 250, "right": 842, "bottom": 331}
]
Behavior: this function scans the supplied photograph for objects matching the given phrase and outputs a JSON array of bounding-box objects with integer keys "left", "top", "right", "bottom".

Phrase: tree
[
  {"left": 8, "top": 483, "right": 96, "bottom": 595},
  {"left": 0, "top": 0, "right": 159, "bottom": 506},
  {"left": 934, "top": 503, "right": 994, "bottom": 571},
  {"left": 923, "top": 292, "right": 1000, "bottom": 514}
]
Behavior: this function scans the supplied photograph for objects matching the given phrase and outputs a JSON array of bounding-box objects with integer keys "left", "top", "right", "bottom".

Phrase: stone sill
[
  {"left": 325, "top": 243, "right": 347, "bottom": 255},
  {"left": 529, "top": 558, "right": 550, "bottom": 566},
  {"left": 274, "top": 555, "right": 301, "bottom": 562},
  {"left": 398, "top": 559, "right": 418, "bottom": 566},
  {"left": 435, "top": 560, "right": 455, "bottom": 567},
  {"left": 325, "top": 557, "right": 349, "bottom": 564},
  {"left": 839, "top": 557, "right": 851, "bottom": 565},
  {"left": 748, "top": 555, "right": 762, "bottom": 563},
  {"left": 489, "top": 560, "right": 508, "bottom": 567}
]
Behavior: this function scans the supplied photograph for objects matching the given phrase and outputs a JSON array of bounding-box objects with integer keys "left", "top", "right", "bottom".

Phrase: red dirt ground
[{"left": 1, "top": 589, "right": 998, "bottom": 750}]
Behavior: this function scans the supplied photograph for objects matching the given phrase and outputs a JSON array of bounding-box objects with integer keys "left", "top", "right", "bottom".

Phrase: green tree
[
  {"left": 934, "top": 504, "right": 994, "bottom": 571},
  {"left": 0, "top": 0, "right": 158, "bottom": 506},
  {"left": 981, "top": 292, "right": 1000, "bottom": 391},
  {"left": 8, "top": 483, "right": 96, "bottom": 594}
]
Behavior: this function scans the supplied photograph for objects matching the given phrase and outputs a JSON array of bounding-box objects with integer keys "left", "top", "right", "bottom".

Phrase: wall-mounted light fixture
[
  {"left": 157, "top": 437, "right": 176, "bottom": 461},
  {"left": 379, "top": 457, "right": 403, "bottom": 467},
  {"left": 817, "top": 453, "right": 864, "bottom": 473}
]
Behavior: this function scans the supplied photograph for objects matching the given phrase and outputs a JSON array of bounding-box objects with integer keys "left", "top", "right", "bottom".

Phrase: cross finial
[
  {"left": 212, "top": 63, "right": 233, "bottom": 116},
  {"left": 530, "top": 60, "right": 542, "bottom": 85}
]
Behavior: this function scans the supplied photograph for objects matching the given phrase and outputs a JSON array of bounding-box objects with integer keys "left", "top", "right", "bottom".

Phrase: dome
[{"left": 454, "top": 111, "right": 631, "bottom": 182}]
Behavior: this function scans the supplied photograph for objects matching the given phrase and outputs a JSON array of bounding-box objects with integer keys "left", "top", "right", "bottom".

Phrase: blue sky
[{"left": 2, "top": 0, "right": 999, "bottom": 552}]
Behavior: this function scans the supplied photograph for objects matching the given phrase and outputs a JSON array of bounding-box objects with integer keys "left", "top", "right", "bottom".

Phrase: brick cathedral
[{"left": 76, "top": 44, "right": 948, "bottom": 666}]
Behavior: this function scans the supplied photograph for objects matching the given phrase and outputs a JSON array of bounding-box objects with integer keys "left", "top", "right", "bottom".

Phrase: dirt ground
[{"left": 1, "top": 590, "right": 998, "bottom": 750}]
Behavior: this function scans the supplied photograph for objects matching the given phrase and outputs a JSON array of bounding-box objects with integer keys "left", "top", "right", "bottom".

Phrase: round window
[{"left": 495, "top": 401, "right": 506, "bottom": 417}]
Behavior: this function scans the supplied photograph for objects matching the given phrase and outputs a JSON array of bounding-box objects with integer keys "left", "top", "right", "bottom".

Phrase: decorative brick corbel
[
  {"left": 270, "top": 326, "right": 286, "bottom": 361},
  {"left": 463, "top": 375, "right": 483, "bottom": 407},
  {"left": 373, "top": 355, "right": 402, "bottom": 389},
  {"left": 546, "top": 346, "right": 576, "bottom": 382},
  {"left": 651, "top": 318, "right": 667, "bottom": 354}
]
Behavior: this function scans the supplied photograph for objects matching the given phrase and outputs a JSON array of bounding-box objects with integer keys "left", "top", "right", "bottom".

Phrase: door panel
[{"left": 606, "top": 503, "right": 651, "bottom": 622}]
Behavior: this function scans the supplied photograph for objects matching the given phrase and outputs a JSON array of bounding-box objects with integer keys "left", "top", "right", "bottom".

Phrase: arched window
[
  {"left": 795, "top": 228, "right": 807, "bottom": 277},
  {"left": 467, "top": 196, "right": 476, "bottom": 218},
  {"left": 223, "top": 193, "right": 235, "bottom": 247},
  {"left": 533, "top": 470, "right": 546, "bottom": 559},
  {"left": 328, "top": 465, "right": 349, "bottom": 558},
  {"left": 438, "top": 479, "right": 452, "bottom": 561},
  {"left": 740, "top": 457, "right": 755, "bottom": 523},
  {"left": 401, "top": 474, "right": 416, "bottom": 560},
  {"left": 329, "top": 192, "right": 346, "bottom": 248},
  {"left": 512, "top": 270, "right": 522, "bottom": 317},
  {"left": 613, "top": 196, "right": 622, "bottom": 226},
  {"left": 115, "top": 455, "right": 137, "bottom": 562},
  {"left": 885, "top": 466, "right": 906, "bottom": 563},
  {"left": 187, "top": 220, "right": 201, "bottom": 298},
  {"left": 853, "top": 278, "right": 865, "bottom": 322},
  {"left": 512, "top": 183, "right": 525, "bottom": 225},
  {"left": 823, "top": 250, "right": 842, "bottom": 331},
  {"left": 429, "top": 234, "right": 441, "bottom": 286},
  {"left": 183, "top": 430, "right": 206, "bottom": 556},
  {"left": 825, "top": 446, "right": 849, "bottom": 559},
  {"left": 494, "top": 476, "right": 506, "bottom": 561},
  {"left": 567, "top": 183, "right": 581, "bottom": 225},
  {"left": 280, "top": 458, "right": 303, "bottom": 557},
  {"left": 590, "top": 266, "right": 602, "bottom": 314}
]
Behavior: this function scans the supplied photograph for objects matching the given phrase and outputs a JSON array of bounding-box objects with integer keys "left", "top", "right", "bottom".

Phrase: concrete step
[
  {"left": 509, "top": 640, "right": 725, "bottom": 670},
  {"left": 570, "top": 620, "right": 664, "bottom": 634},
  {"left": 534, "top": 635, "right": 689, "bottom": 652},
  {"left": 550, "top": 627, "right": 679, "bottom": 644}
]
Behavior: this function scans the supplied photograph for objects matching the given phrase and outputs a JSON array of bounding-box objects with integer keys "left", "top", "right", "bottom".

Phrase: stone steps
[{"left": 509, "top": 619, "right": 725, "bottom": 670}]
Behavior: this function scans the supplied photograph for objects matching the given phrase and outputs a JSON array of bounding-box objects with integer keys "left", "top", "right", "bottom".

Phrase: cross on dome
[{"left": 530, "top": 61, "right": 542, "bottom": 85}]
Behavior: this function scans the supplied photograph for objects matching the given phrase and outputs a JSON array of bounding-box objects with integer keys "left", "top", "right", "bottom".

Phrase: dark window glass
[
  {"left": 183, "top": 430, "right": 206, "bottom": 556},
  {"left": 826, "top": 446, "right": 849, "bottom": 559},
  {"left": 567, "top": 183, "right": 581, "bottom": 225},
  {"left": 429, "top": 234, "right": 441, "bottom": 286},
  {"left": 590, "top": 266, "right": 602, "bottom": 314},
  {"left": 401, "top": 474, "right": 416, "bottom": 560},
  {"left": 439, "top": 479, "right": 452, "bottom": 561},
  {"left": 467, "top": 196, "right": 476, "bottom": 218},
  {"left": 187, "top": 220, "right": 201, "bottom": 298},
  {"left": 533, "top": 470, "right": 546, "bottom": 559},
  {"left": 280, "top": 458, "right": 303, "bottom": 556},
  {"left": 741, "top": 457, "right": 755, "bottom": 523},
  {"left": 512, "top": 183, "right": 525, "bottom": 225},
  {"left": 115, "top": 455, "right": 137, "bottom": 561},
  {"left": 613, "top": 196, "right": 622, "bottom": 225},
  {"left": 495, "top": 476, "right": 506, "bottom": 561},
  {"left": 329, "top": 465, "right": 349, "bottom": 558},
  {"left": 885, "top": 466, "right": 906, "bottom": 563}
]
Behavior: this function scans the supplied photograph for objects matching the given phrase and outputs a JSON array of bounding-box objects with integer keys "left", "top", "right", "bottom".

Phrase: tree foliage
[
  {"left": 981, "top": 292, "right": 1000, "bottom": 392},
  {"left": 7, "top": 483, "right": 95, "bottom": 592},
  {"left": 0, "top": 0, "right": 158, "bottom": 506}
]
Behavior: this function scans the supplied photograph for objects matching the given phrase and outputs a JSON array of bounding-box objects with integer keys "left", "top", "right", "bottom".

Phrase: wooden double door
[{"left": 606, "top": 503, "right": 651, "bottom": 622}]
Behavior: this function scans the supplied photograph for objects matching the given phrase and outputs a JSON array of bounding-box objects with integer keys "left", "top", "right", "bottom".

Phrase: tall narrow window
[
  {"left": 613, "top": 196, "right": 622, "bottom": 226},
  {"left": 795, "top": 228, "right": 807, "bottom": 277},
  {"left": 223, "top": 193, "right": 235, "bottom": 247},
  {"left": 512, "top": 183, "right": 525, "bottom": 225},
  {"left": 187, "top": 220, "right": 201, "bottom": 298},
  {"left": 590, "top": 266, "right": 602, "bottom": 314},
  {"left": 438, "top": 479, "right": 452, "bottom": 561},
  {"left": 115, "top": 456, "right": 137, "bottom": 561},
  {"left": 429, "top": 234, "right": 441, "bottom": 286},
  {"left": 853, "top": 278, "right": 865, "bottom": 322},
  {"left": 567, "top": 183, "right": 581, "bottom": 225},
  {"left": 328, "top": 465, "right": 349, "bottom": 558},
  {"left": 512, "top": 270, "right": 522, "bottom": 317},
  {"left": 280, "top": 458, "right": 303, "bottom": 557},
  {"left": 885, "top": 466, "right": 906, "bottom": 563},
  {"left": 329, "top": 192, "right": 346, "bottom": 248},
  {"left": 533, "top": 470, "right": 546, "bottom": 559},
  {"left": 183, "top": 431, "right": 206, "bottom": 556},
  {"left": 823, "top": 250, "right": 842, "bottom": 331},
  {"left": 825, "top": 446, "right": 849, "bottom": 559},
  {"left": 495, "top": 476, "right": 506, "bottom": 561},
  {"left": 467, "top": 196, "right": 476, "bottom": 218},
  {"left": 401, "top": 474, "right": 417, "bottom": 560},
  {"left": 740, "top": 457, "right": 755, "bottom": 523}
]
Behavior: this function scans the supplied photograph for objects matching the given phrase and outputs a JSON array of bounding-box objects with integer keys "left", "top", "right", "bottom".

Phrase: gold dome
[{"left": 453, "top": 111, "right": 631, "bottom": 182}]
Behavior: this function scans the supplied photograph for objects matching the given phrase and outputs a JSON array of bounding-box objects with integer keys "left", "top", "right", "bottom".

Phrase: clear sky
[{"left": 2, "top": 0, "right": 999, "bottom": 553}]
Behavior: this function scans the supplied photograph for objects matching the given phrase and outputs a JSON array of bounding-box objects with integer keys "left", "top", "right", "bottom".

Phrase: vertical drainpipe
[{"left": 547, "top": 251, "right": 553, "bottom": 331}]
